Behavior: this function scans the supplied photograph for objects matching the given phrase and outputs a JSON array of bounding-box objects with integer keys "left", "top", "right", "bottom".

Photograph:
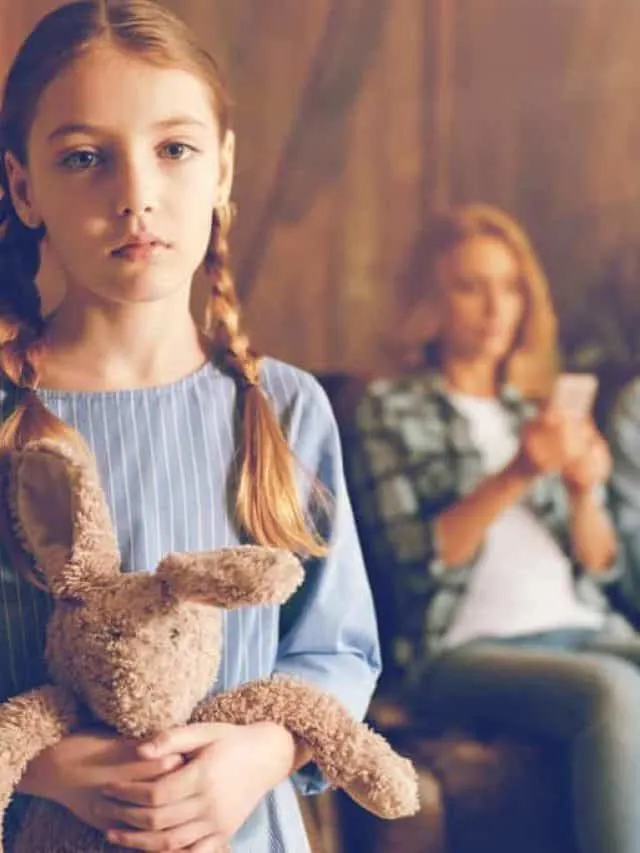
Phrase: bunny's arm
[
  {"left": 192, "top": 675, "right": 420, "bottom": 820},
  {"left": 155, "top": 547, "right": 303, "bottom": 607},
  {"left": 0, "top": 684, "right": 80, "bottom": 849}
]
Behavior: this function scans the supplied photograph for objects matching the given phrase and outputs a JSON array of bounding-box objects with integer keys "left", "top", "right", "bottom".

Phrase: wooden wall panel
[{"left": 240, "top": 0, "right": 431, "bottom": 372}]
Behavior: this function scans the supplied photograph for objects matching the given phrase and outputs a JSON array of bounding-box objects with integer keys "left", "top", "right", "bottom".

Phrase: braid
[
  {"left": 0, "top": 162, "right": 44, "bottom": 388},
  {"left": 0, "top": 154, "right": 87, "bottom": 585},
  {"left": 204, "top": 207, "right": 326, "bottom": 557},
  {"left": 204, "top": 205, "right": 260, "bottom": 387},
  {"left": 0, "top": 156, "right": 81, "bottom": 449}
]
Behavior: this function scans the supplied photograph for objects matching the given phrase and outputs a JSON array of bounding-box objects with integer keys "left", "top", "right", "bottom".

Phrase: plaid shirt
[{"left": 346, "top": 371, "right": 621, "bottom": 686}]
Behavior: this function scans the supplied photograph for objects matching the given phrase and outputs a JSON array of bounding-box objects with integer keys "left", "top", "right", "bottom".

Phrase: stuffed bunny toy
[{"left": 0, "top": 439, "right": 419, "bottom": 852}]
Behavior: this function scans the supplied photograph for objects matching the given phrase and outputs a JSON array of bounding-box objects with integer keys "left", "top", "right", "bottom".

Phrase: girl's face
[
  {"left": 435, "top": 235, "right": 526, "bottom": 365},
  {"left": 5, "top": 44, "right": 234, "bottom": 308}
]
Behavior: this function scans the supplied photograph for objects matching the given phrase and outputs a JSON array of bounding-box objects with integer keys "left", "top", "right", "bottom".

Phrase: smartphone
[{"left": 549, "top": 373, "right": 599, "bottom": 419}]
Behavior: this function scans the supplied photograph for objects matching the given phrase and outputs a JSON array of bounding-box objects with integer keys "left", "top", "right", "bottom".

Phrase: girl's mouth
[{"left": 112, "top": 242, "right": 163, "bottom": 261}]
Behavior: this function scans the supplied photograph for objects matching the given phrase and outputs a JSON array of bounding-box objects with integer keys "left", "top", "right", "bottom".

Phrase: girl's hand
[
  {"left": 101, "top": 721, "right": 298, "bottom": 852},
  {"left": 561, "top": 423, "right": 612, "bottom": 495},
  {"left": 517, "top": 410, "right": 592, "bottom": 476},
  {"left": 17, "top": 728, "right": 184, "bottom": 834}
]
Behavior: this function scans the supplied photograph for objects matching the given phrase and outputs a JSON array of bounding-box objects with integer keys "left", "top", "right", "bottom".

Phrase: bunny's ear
[{"left": 7, "top": 439, "right": 121, "bottom": 598}]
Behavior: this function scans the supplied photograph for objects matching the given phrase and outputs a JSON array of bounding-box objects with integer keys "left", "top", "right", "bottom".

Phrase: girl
[
  {"left": 349, "top": 204, "right": 640, "bottom": 853},
  {"left": 0, "top": 1, "right": 381, "bottom": 851}
]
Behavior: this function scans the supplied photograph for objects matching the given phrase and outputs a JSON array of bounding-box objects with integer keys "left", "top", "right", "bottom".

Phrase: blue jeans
[{"left": 423, "top": 628, "right": 640, "bottom": 853}]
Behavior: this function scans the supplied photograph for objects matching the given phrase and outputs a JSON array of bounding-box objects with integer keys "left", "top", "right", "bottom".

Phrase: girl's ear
[
  {"left": 216, "top": 130, "right": 235, "bottom": 207},
  {"left": 8, "top": 440, "right": 121, "bottom": 598},
  {"left": 3, "top": 151, "right": 43, "bottom": 230}
]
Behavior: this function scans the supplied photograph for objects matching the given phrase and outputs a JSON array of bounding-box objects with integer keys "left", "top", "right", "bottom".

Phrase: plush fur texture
[{"left": 0, "top": 440, "right": 419, "bottom": 852}]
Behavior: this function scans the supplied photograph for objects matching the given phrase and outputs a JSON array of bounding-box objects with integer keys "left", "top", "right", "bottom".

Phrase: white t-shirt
[{"left": 442, "top": 391, "right": 603, "bottom": 648}]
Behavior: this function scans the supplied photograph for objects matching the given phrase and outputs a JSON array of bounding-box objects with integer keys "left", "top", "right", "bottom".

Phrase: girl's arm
[
  {"left": 17, "top": 729, "right": 183, "bottom": 831},
  {"left": 273, "top": 379, "right": 382, "bottom": 781}
]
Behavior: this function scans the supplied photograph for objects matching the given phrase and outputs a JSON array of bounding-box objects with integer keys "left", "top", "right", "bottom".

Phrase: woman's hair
[
  {"left": 0, "top": 0, "right": 325, "bottom": 578},
  {"left": 400, "top": 203, "right": 559, "bottom": 399}
]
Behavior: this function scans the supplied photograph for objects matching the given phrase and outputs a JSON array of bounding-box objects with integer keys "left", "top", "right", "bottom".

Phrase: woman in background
[{"left": 349, "top": 203, "right": 640, "bottom": 853}]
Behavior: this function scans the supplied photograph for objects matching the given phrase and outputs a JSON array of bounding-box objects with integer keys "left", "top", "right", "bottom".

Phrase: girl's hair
[
  {"left": 400, "top": 203, "right": 559, "bottom": 399},
  {"left": 0, "top": 0, "right": 325, "bottom": 576}
]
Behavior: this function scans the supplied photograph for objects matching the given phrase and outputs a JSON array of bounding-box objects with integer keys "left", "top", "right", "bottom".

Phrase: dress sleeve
[{"left": 273, "top": 378, "right": 381, "bottom": 795}]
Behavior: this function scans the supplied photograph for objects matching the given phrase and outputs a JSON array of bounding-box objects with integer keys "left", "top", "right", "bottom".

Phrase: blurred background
[{"left": 3, "top": 0, "right": 640, "bottom": 375}]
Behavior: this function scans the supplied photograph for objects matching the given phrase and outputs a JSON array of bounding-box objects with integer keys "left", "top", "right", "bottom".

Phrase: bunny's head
[{"left": 4, "top": 441, "right": 303, "bottom": 737}]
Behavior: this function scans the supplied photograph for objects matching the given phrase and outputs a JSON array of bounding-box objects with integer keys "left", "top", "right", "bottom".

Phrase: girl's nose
[
  {"left": 114, "top": 159, "right": 156, "bottom": 218},
  {"left": 119, "top": 202, "right": 153, "bottom": 217}
]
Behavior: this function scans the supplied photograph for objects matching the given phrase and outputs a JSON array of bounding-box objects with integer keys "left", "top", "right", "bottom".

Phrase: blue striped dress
[{"left": 0, "top": 357, "right": 381, "bottom": 852}]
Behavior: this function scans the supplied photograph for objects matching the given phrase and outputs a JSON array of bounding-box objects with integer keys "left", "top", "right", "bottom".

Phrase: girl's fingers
[
  {"left": 116, "top": 753, "right": 184, "bottom": 782},
  {"left": 138, "top": 723, "right": 237, "bottom": 759},
  {"left": 97, "top": 792, "right": 204, "bottom": 831},
  {"left": 103, "top": 760, "right": 199, "bottom": 807}
]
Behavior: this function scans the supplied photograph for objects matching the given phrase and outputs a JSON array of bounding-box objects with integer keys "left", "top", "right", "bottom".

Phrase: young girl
[
  {"left": 349, "top": 204, "right": 640, "bottom": 853},
  {"left": 0, "top": 2, "right": 381, "bottom": 851}
]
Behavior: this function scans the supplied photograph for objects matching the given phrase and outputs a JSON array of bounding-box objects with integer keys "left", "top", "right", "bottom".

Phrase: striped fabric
[{"left": 0, "top": 358, "right": 381, "bottom": 852}]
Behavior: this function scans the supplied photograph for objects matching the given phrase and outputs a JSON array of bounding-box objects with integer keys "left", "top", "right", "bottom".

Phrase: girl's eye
[
  {"left": 60, "top": 150, "right": 102, "bottom": 171},
  {"left": 160, "top": 142, "right": 196, "bottom": 160}
]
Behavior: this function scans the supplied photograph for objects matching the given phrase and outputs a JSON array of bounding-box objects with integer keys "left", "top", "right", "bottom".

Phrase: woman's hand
[
  {"left": 101, "top": 722, "right": 298, "bottom": 852},
  {"left": 518, "top": 413, "right": 615, "bottom": 569},
  {"left": 561, "top": 422, "right": 612, "bottom": 495},
  {"left": 17, "top": 728, "right": 184, "bottom": 834},
  {"left": 517, "top": 410, "right": 593, "bottom": 476}
]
